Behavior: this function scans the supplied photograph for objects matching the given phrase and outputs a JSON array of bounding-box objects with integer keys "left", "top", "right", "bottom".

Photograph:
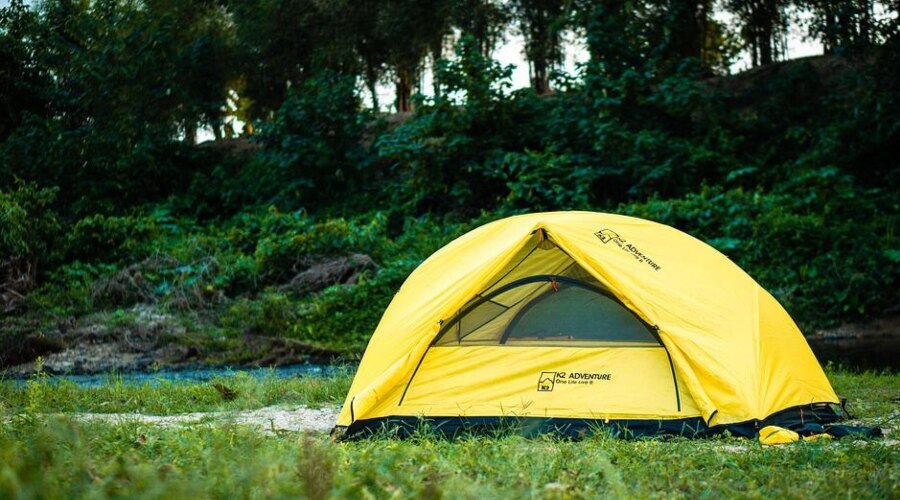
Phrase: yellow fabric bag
[{"left": 759, "top": 426, "right": 800, "bottom": 445}]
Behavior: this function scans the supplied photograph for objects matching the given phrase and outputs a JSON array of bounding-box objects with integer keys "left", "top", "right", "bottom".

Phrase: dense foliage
[{"left": 1, "top": 0, "right": 898, "bottom": 362}]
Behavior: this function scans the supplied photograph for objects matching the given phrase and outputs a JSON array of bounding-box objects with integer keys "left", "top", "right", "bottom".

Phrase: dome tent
[{"left": 334, "top": 212, "right": 843, "bottom": 439}]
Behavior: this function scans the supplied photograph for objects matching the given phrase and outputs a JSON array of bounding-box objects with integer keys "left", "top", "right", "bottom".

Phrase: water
[
  {"left": 807, "top": 336, "right": 900, "bottom": 372},
  {"left": 5, "top": 363, "right": 348, "bottom": 388}
]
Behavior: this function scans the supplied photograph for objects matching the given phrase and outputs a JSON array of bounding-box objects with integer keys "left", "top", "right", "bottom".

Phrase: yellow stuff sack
[
  {"left": 802, "top": 433, "right": 834, "bottom": 442},
  {"left": 759, "top": 426, "right": 800, "bottom": 445}
]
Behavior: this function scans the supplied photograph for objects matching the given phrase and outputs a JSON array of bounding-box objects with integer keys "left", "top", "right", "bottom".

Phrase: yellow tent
[{"left": 334, "top": 212, "right": 841, "bottom": 438}]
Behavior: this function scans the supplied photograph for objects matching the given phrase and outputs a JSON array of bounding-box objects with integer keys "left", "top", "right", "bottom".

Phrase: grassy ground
[
  {"left": 0, "top": 368, "right": 355, "bottom": 415},
  {"left": 0, "top": 368, "right": 897, "bottom": 498}
]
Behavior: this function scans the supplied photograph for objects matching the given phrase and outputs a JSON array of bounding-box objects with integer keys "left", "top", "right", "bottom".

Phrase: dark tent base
[{"left": 337, "top": 403, "right": 880, "bottom": 441}]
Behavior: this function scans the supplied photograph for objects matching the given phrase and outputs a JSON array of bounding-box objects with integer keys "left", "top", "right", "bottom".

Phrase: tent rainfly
[{"left": 333, "top": 212, "right": 849, "bottom": 439}]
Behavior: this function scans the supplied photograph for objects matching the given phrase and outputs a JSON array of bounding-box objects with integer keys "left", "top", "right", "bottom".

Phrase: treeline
[
  {"left": 3, "top": 1, "right": 898, "bottom": 129},
  {"left": 1, "top": 0, "right": 898, "bottom": 351}
]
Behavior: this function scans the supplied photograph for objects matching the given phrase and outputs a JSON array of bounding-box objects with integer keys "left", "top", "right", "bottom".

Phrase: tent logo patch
[
  {"left": 537, "top": 371, "right": 612, "bottom": 391},
  {"left": 537, "top": 372, "right": 556, "bottom": 391},
  {"left": 594, "top": 229, "right": 622, "bottom": 244},
  {"left": 594, "top": 228, "right": 662, "bottom": 272}
]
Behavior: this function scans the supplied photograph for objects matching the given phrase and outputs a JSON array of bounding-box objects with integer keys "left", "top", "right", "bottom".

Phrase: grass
[
  {"left": 0, "top": 368, "right": 897, "bottom": 498},
  {"left": 0, "top": 368, "right": 354, "bottom": 415}
]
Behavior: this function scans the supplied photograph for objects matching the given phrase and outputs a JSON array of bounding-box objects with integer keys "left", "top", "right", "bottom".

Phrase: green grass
[
  {"left": 0, "top": 368, "right": 897, "bottom": 498},
  {"left": 0, "top": 369, "right": 354, "bottom": 415}
]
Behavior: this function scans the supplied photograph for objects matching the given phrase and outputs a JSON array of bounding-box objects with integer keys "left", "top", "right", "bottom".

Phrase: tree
[
  {"left": 642, "top": 0, "right": 740, "bottom": 75},
  {"left": 723, "top": 0, "right": 791, "bottom": 67},
  {"left": 659, "top": 1, "right": 712, "bottom": 63},
  {"left": 346, "top": 0, "right": 391, "bottom": 110},
  {"left": 377, "top": 0, "right": 452, "bottom": 112},
  {"left": 145, "top": 0, "right": 240, "bottom": 142},
  {"left": 799, "top": 0, "right": 878, "bottom": 54},
  {"left": 0, "top": 0, "right": 237, "bottom": 213},
  {"left": 574, "top": 0, "right": 648, "bottom": 79},
  {"left": 451, "top": 0, "right": 511, "bottom": 58},
  {"left": 227, "top": 0, "right": 326, "bottom": 121},
  {"left": 0, "top": 0, "right": 48, "bottom": 141},
  {"left": 510, "top": 0, "right": 567, "bottom": 94}
]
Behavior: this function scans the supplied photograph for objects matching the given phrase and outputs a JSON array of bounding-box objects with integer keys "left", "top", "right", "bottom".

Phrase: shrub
[
  {"left": 67, "top": 213, "right": 165, "bottom": 264},
  {"left": 246, "top": 71, "right": 366, "bottom": 206},
  {"left": 496, "top": 149, "right": 594, "bottom": 211},
  {"left": 0, "top": 181, "right": 60, "bottom": 262},
  {"left": 289, "top": 259, "right": 418, "bottom": 351},
  {"left": 0, "top": 182, "right": 61, "bottom": 310},
  {"left": 622, "top": 169, "right": 899, "bottom": 328},
  {"left": 221, "top": 292, "right": 297, "bottom": 337},
  {"left": 253, "top": 209, "right": 388, "bottom": 283}
]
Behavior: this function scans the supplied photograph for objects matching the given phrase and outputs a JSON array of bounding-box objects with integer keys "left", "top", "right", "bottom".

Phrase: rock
[
  {"left": 2, "top": 304, "right": 192, "bottom": 375},
  {"left": 277, "top": 254, "right": 376, "bottom": 295},
  {"left": 0, "top": 331, "right": 66, "bottom": 367}
]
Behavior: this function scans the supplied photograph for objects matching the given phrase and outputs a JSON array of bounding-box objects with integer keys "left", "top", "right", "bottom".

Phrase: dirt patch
[{"left": 71, "top": 405, "right": 339, "bottom": 434}]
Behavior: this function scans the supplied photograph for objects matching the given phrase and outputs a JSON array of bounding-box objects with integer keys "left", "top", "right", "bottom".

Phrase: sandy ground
[{"left": 68, "top": 405, "right": 340, "bottom": 434}]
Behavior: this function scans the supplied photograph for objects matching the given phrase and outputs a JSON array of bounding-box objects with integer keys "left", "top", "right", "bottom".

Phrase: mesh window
[
  {"left": 501, "top": 286, "right": 658, "bottom": 345},
  {"left": 432, "top": 233, "right": 659, "bottom": 348}
]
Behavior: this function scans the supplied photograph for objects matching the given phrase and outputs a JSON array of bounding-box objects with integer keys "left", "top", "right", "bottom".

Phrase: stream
[{"left": 4, "top": 363, "right": 348, "bottom": 387}]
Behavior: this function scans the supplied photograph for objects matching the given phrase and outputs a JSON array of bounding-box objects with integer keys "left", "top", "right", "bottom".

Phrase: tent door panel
[{"left": 398, "top": 346, "right": 699, "bottom": 418}]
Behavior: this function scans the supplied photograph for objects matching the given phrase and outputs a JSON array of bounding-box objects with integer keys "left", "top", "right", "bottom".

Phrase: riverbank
[
  {"left": 1, "top": 303, "right": 348, "bottom": 377},
  {"left": 4, "top": 306, "right": 898, "bottom": 377},
  {"left": 0, "top": 369, "right": 897, "bottom": 497}
]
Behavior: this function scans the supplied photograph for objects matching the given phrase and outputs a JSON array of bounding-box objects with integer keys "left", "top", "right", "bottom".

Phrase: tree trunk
[
  {"left": 760, "top": 32, "right": 772, "bottom": 65},
  {"left": 838, "top": 11, "right": 852, "bottom": 48},
  {"left": 529, "top": 14, "right": 550, "bottom": 94},
  {"left": 759, "top": 1, "right": 774, "bottom": 66},
  {"left": 858, "top": 0, "right": 873, "bottom": 47},
  {"left": 396, "top": 67, "right": 413, "bottom": 112},
  {"left": 431, "top": 37, "right": 444, "bottom": 99},
  {"left": 697, "top": 1, "right": 711, "bottom": 66},
  {"left": 824, "top": 8, "right": 836, "bottom": 54},
  {"left": 366, "top": 66, "right": 379, "bottom": 111},
  {"left": 531, "top": 57, "right": 549, "bottom": 95},
  {"left": 670, "top": 0, "right": 707, "bottom": 64},
  {"left": 184, "top": 120, "right": 197, "bottom": 144}
]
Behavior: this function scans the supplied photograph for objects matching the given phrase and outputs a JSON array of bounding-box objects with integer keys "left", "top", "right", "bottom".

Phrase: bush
[
  {"left": 289, "top": 259, "right": 418, "bottom": 351},
  {"left": 372, "top": 38, "right": 543, "bottom": 215},
  {"left": 495, "top": 149, "right": 594, "bottom": 211},
  {"left": 253, "top": 209, "right": 389, "bottom": 283},
  {"left": 622, "top": 169, "right": 899, "bottom": 329},
  {"left": 246, "top": 72, "right": 366, "bottom": 207},
  {"left": 67, "top": 212, "right": 166, "bottom": 264},
  {"left": 0, "top": 181, "right": 59, "bottom": 261},
  {"left": 221, "top": 292, "right": 297, "bottom": 337}
]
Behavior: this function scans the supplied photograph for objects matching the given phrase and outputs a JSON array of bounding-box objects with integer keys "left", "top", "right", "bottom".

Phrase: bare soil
[{"left": 69, "top": 405, "right": 340, "bottom": 434}]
